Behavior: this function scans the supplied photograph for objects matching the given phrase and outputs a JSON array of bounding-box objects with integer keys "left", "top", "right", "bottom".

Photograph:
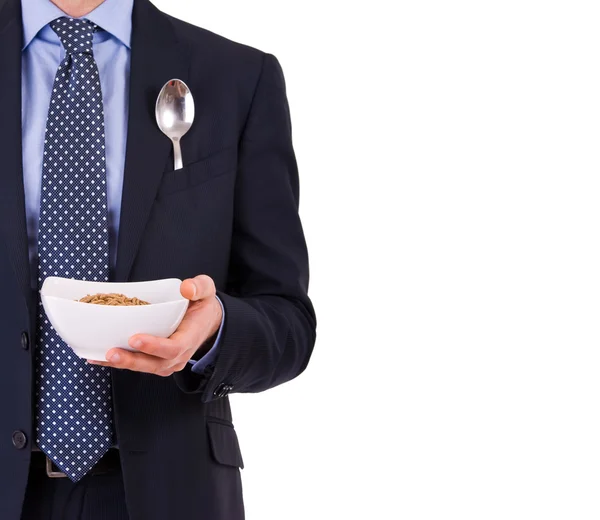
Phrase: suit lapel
[
  {"left": 113, "top": 0, "right": 190, "bottom": 282},
  {"left": 0, "top": 0, "right": 191, "bottom": 300},
  {"left": 0, "top": 0, "right": 32, "bottom": 310}
]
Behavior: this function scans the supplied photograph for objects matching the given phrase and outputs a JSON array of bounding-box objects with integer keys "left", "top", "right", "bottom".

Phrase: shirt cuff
[{"left": 188, "top": 295, "right": 224, "bottom": 375}]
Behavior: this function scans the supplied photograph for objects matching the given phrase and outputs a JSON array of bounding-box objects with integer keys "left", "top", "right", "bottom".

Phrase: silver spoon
[{"left": 155, "top": 79, "right": 195, "bottom": 170}]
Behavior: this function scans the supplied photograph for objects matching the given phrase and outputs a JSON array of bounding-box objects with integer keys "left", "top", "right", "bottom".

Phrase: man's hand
[{"left": 88, "top": 275, "right": 223, "bottom": 377}]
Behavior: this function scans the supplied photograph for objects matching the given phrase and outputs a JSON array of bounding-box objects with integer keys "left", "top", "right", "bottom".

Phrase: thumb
[{"left": 180, "top": 275, "right": 216, "bottom": 302}]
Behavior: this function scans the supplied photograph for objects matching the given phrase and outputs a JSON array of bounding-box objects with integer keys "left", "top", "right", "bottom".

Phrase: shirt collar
[{"left": 21, "top": 0, "right": 133, "bottom": 51}]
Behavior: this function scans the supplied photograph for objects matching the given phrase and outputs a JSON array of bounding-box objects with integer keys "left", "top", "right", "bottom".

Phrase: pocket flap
[
  {"left": 207, "top": 420, "right": 244, "bottom": 469},
  {"left": 157, "top": 146, "right": 237, "bottom": 198}
]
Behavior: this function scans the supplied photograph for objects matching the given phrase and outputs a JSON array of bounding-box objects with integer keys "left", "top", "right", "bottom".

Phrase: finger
[
  {"left": 180, "top": 275, "right": 215, "bottom": 302},
  {"left": 97, "top": 348, "right": 175, "bottom": 375},
  {"left": 127, "top": 334, "right": 182, "bottom": 360},
  {"left": 87, "top": 353, "right": 186, "bottom": 376},
  {"left": 87, "top": 360, "right": 110, "bottom": 367}
]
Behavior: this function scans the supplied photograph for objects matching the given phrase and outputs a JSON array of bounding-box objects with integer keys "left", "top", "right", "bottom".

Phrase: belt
[{"left": 30, "top": 448, "right": 121, "bottom": 478}]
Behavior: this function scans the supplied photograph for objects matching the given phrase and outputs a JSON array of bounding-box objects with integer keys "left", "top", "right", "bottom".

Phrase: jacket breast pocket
[
  {"left": 206, "top": 418, "right": 244, "bottom": 469},
  {"left": 156, "top": 147, "right": 237, "bottom": 199}
]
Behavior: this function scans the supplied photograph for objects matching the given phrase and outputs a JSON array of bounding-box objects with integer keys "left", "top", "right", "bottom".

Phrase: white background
[{"left": 155, "top": 0, "right": 600, "bottom": 519}]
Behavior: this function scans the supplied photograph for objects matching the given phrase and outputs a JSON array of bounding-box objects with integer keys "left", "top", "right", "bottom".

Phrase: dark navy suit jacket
[{"left": 0, "top": 0, "right": 316, "bottom": 517}]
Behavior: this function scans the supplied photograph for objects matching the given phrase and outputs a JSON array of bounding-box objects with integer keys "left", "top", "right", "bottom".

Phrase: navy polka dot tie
[{"left": 35, "top": 17, "right": 114, "bottom": 482}]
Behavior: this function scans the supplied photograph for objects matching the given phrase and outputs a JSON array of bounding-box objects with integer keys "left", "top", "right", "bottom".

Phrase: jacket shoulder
[{"left": 163, "top": 13, "right": 267, "bottom": 66}]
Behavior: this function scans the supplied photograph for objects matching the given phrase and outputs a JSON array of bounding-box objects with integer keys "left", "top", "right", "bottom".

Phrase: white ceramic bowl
[{"left": 40, "top": 277, "right": 189, "bottom": 361}]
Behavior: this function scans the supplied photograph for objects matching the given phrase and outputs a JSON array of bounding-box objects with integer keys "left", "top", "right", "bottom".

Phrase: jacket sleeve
[{"left": 173, "top": 53, "right": 317, "bottom": 401}]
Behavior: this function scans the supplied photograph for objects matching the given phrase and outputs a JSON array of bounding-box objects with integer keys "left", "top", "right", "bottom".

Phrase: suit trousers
[{"left": 20, "top": 462, "right": 129, "bottom": 520}]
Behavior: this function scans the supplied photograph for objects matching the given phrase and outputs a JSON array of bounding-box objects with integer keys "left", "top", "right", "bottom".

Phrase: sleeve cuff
[{"left": 188, "top": 295, "right": 225, "bottom": 374}]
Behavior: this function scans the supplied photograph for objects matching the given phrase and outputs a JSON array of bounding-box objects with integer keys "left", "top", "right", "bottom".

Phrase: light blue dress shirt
[{"left": 21, "top": 0, "right": 221, "bottom": 372}]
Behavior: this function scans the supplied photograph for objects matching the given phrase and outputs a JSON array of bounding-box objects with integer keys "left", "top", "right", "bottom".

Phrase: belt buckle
[{"left": 45, "top": 457, "right": 67, "bottom": 478}]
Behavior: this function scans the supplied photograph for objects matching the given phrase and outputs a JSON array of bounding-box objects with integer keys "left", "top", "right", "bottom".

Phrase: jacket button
[
  {"left": 214, "top": 383, "right": 233, "bottom": 398},
  {"left": 214, "top": 384, "right": 225, "bottom": 398},
  {"left": 20, "top": 331, "right": 29, "bottom": 351},
  {"left": 12, "top": 431, "right": 27, "bottom": 450}
]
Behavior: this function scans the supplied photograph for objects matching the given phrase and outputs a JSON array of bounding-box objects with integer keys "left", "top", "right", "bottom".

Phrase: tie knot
[{"left": 50, "top": 17, "right": 98, "bottom": 55}]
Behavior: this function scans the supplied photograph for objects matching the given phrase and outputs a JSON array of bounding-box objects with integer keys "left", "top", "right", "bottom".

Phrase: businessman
[{"left": 0, "top": 0, "right": 316, "bottom": 518}]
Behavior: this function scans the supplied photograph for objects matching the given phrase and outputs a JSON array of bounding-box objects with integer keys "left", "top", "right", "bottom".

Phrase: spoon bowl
[{"left": 155, "top": 79, "right": 195, "bottom": 170}]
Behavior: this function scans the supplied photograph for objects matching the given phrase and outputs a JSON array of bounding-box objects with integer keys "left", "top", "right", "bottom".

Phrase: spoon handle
[{"left": 172, "top": 138, "right": 183, "bottom": 170}]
